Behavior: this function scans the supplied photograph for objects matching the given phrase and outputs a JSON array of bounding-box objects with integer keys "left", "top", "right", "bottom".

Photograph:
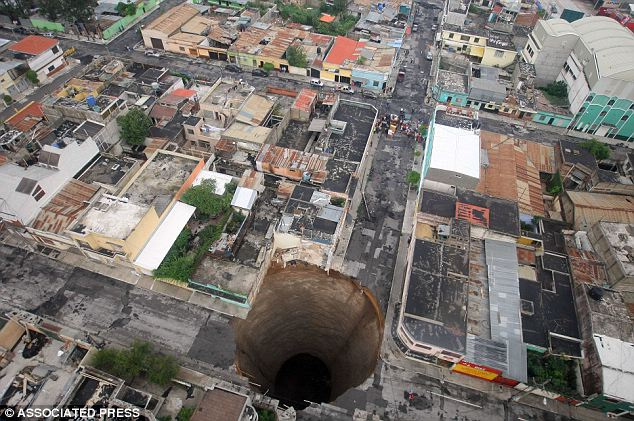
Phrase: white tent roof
[
  {"left": 193, "top": 170, "right": 234, "bottom": 195},
  {"left": 134, "top": 201, "right": 196, "bottom": 271},
  {"left": 231, "top": 187, "right": 257, "bottom": 210},
  {"left": 593, "top": 334, "right": 634, "bottom": 402},
  {"left": 429, "top": 123, "right": 480, "bottom": 179}
]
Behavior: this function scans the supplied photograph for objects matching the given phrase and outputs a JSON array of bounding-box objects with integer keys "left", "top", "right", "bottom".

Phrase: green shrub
[
  {"left": 580, "top": 139, "right": 610, "bottom": 160},
  {"left": 176, "top": 407, "right": 195, "bottom": 421},
  {"left": 406, "top": 170, "right": 421, "bottom": 186}
]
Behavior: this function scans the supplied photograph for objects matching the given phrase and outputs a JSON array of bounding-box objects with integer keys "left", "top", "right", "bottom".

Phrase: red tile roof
[
  {"left": 292, "top": 88, "right": 318, "bottom": 113},
  {"left": 171, "top": 88, "right": 197, "bottom": 98},
  {"left": 325, "top": 36, "right": 365, "bottom": 66},
  {"left": 9, "top": 35, "right": 58, "bottom": 55},
  {"left": 320, "top": 14, "right": 336, "bottom": 23},
  {"left": 7, "top": 102, "right": 45, "bottom": 132}
]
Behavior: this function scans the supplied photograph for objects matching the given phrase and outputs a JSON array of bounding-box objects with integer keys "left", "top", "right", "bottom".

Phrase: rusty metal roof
[
  {"left": 477, "top": 131, "right": 552, "bottom": 217},
  {"left": 30, "top": 179, "right": 99, "bottom": 234}
]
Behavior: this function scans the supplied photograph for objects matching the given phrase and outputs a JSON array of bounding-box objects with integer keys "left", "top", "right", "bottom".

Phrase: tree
[
  {"left": 286, "top": 45, "right": 308, "bottom": 68},
  {"left": 62, "top": 0, "right": 98, "bottom": 23},
  {"left": 39, "top": 0, "right": 63, "bottom": 21},
  {"left": 580, "top": 139, "right": 610, "bottom": 161},
  {"left": 176, "top": 407, "right": 195, "bottom": 421},
  {"left": 0, "top": 0, "right": 32, "bottom": 19},
  {"left": 547, "top": 171, "right": 563, "bottom": 196},
  {"left": 181, "top": 179, "right": 226, "bottom": 218},
  {"left": 92, "top": 341, "right": 178, "bottom": 386},
  {"left": 117, "top": 107, "right": 152, "bottom": 146},
  {"left": 25, "top": 69, "right": 39, "bottom": 85},
  {"left": 3, "top": 95, "right": 12, "bottom": 105},
  {"left": 541, "top": 81, "right": 567, "bottom": 98},
  {"left": 332, "top": 0, "right": 348, "bottom": 14},
  {"left": 406, "top": 170, "right": 421, "bottom": 186},
  {"left": 116, "top": 1, "right": 137, "bottom": 16}
]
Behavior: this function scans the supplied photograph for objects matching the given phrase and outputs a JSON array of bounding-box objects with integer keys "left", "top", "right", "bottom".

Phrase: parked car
[
  {"left": 252, "top": 68, "right": 269, "bottom": 77},
  {"left": 144, "top": 50, "right": 162, "bottom": 58},
  {"left": 412, "top": 24, "right": 419, "bottom": 32},
  {"left": 397, "top": 68, "right": 405, "bottom": 82},
  {"left": 43, "top": 32, "right": 53, "bottom": 37},
  {"left": 310, "top": 78, "right": 324, "bottom": 87},
  {"left": 337, "top": 85, "right": 354, "bottom": 94},
  {"left": 431, "top": 24, "right": 438, "bottom": 31},
  {"left": 225, "top": 64, "right": 243, "bottom": 73},
  {"left": 362, "top": 90, "right": 378, "bottom": 99},
  {"left": 426, "top": 51, "right": 434, "bottom": 60}
]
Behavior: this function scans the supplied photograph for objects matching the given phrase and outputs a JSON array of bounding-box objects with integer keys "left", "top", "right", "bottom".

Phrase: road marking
[{"left": 430, "top": 391, "right": 483, "bottom": 409}]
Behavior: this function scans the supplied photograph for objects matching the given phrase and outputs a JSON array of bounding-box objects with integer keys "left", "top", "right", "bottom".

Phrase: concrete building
[
  {"left": 0, "top": 61, "right": 29, "bottom": 100},
  {"left": 522, "top": 17, "right": 634, "bottom": 141},
  {"left": 588, "top": 221, "right": 634, "bottom": 292},
  {"left": 0, "top": 137, "right": 99, "bottom": 226},
  {"left": 69, "top": 150, "right": 203, "bottom": 265},
  {"left": 422, "top": 106, "right": 481, "bottom": 191},
  {"left": 7, "top": 35, "right": 66, "bottom": 82}
]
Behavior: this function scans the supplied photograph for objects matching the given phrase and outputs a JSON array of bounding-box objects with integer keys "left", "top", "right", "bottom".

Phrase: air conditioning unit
[{"left": 111, "top": 164, "right": 121, "bottom": 171}]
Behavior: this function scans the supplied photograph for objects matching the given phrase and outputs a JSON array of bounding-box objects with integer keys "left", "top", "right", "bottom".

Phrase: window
[
  {"left": 373, "top": 80, "right": 379, "bottom": 87},
  {"left": 448, "top": 33, "right": 455, "bottom": 39},
  {"left": 474, "top": 37, "right": 480, "bottom": 43},
  {"left": 526, "top": 44, "right": 534, "bottom": 57},
  {"left": 460, "top": 35, "right": 470, "bottom": 42},
  {"left": 607, "top": 99, "right": 615, "bottom": 106},
  {"left": 579, "top": 107, "right": 586, "bottom": 113},
  {"left": 621, "top": 115, "right": 629, "bottom": 121},
  {"left": 630, "top": 103, "right": 634, "bottom": 110},
  {"left": 47, "top": 65, "right": 55, "bottom": 72},
  {"left": 494, "top": 50, "right": 504, "bottom": 57},
  {"left": 31, "top": 185, "right": 45, "bottom": 201},
  {"left": 600, "top": 111, "right": 607, "bottom": 117},
  {"left": 587, "top": 95, "right": 594, "bottom": 102},
  {"left": 179, "top": 46, "right": 185, "bottom": 51},
  {"left": 521, "top": 299, "right": 534, "bottom": 316},
  {"left": 539, "top": 115, "right": 546, "bottom": 121},
  {"left": 51, "top": 45, "right": 59, "bottom": 54},
  {"left": 187, "top": 128, "right": 194, "bottom": 134}
]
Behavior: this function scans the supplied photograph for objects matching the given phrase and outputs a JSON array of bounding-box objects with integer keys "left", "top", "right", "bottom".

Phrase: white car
[
  {"left": 310, "top": 79, "right": 324, "bottom": 87},
  {"left": 339, "top": 85, "right": 354, "bottom": 94},
  {"left": 426, "top": 51, "right": 434, "bottom": 60},
  {"left": 144, "top": 50, "right": 162, "bottom": 58}
]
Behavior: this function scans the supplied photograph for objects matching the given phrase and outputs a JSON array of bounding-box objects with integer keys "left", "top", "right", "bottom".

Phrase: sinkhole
[{"left": 234, "top": 264, "right": 384, "bottom": 410}]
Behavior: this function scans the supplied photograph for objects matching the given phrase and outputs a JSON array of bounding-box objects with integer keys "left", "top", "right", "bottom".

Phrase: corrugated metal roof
[{"left": 485, "top": 238, "right": 527, "bottom": 382}]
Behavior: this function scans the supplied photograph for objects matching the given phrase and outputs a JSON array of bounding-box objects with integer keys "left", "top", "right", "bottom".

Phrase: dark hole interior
[{"left": 273, "top": 353, "right": 332, "bottom": 410}]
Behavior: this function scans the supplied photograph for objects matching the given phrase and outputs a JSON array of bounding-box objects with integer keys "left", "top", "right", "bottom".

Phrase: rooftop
[
  {"left": 477, "top": 131, "right": 553, "bottom": 216},
  {"left": 77, "top": 155, "right": 137, "bottom": 190},
  {"left": 255, "top": 144, "right": 329, "bottom": 184},
  {"left": 593, "top": 221, "right": 634, "bottom": 277},
  {"left": 190, "top": 388, "right": 247, "bottom": 421},
  {"left": 559, "top": 139, "right": 597, "bottom": 170},
  {"left": 6, "top": 102, "right": 45, "bottom": 132},
  {"left": 429, "top": 115, "right": 481, "bottom": 180},
  {"left": 235, "top": 94, "right": 274, "bottom": 126},
  {"left": 73, "top": 194, "right": 149, "bottom": 239},
  {"left": 278, "top": 185, "right": 344, "bottom": 245},
  {"left": 30, "top": 180, "right": 99, "bottom": 234},
  {"left": 120, "top": 151, "right": 200, "bottom": 215},
  {"left": 291, "top": 88, "right": 318, "bottom": 114},
  {"left": 325, "top": 36, "right": 366, "bottom": 66},
  {"left": 519, "top": 250, "right": 582, "bottom": 356},
  {"left": 456, "top": 189, "right": 520, "bottom": 236},
  {"left": 8, "top": 35, "right": 58, "bottom": 55},
  {"left": 402, "top": 235, "right": 469, "bottom": 354},
  {"left": 320, "top": 101, "right": 376, "bottom": 164},
  {"left": 437, "top": 70, "right": 468, "bottom": 94},
  {"left": 434, "top": 109, "right": 477, "bottom": 130},
  {"left": 144, "top": 3, "right": 200, "bottom": 35}
]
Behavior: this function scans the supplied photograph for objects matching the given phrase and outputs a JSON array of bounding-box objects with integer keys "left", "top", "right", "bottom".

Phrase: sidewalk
[{"left": 2, "top": 234, "right": 249, "bottom": 319}]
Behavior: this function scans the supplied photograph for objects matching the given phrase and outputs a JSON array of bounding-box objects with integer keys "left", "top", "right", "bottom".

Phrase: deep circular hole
[
  {"left": 274, "top": 353, "right": 332, "bottom": 410},
  {"left": 235, "top": 264, "right": 383, "bottom": 410}
]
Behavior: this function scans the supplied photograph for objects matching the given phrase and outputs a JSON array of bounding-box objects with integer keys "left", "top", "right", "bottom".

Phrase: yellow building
[
  {"left": 0, "top": 61, "right": 30, "bottom": 100},
  {"left": 441, "top": 25, "right": 517, "bottom": 68},
  {"left": 442, "top": 28, "right": 486, "bottom": 59},
  {"left": 69, "top": 150, "right": 204, "bottom": 265}
]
